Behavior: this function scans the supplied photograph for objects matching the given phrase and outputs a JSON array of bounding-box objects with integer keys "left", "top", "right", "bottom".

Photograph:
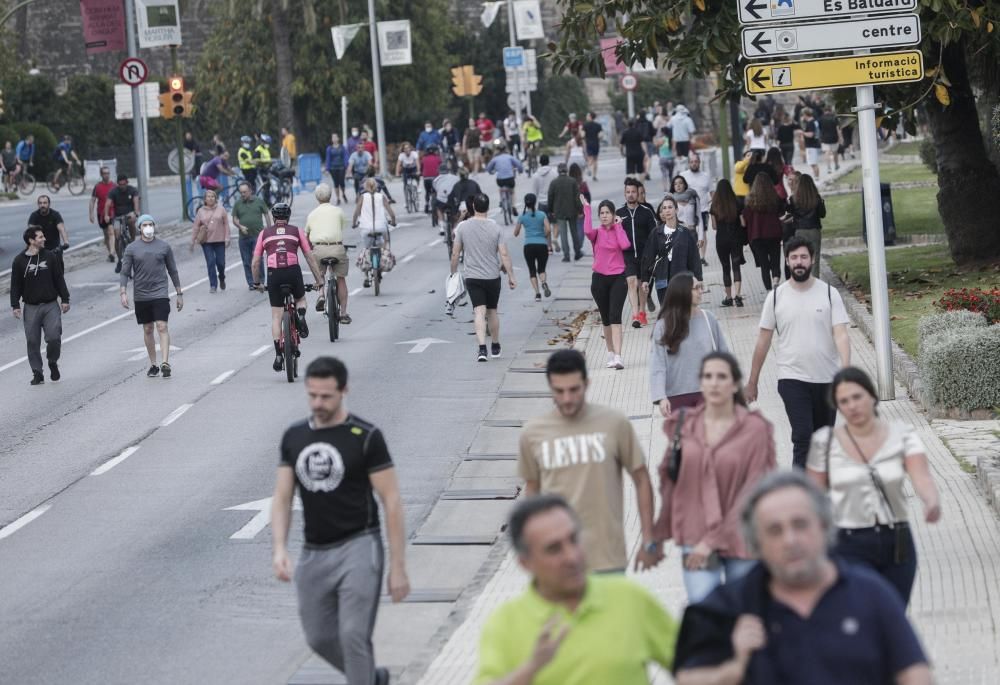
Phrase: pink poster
[
  {"left": 80, "top": 0, "right": 126, "bottom": 55},
  {"left": 601, "top": 38, "right": 625, "bottom": 75}
]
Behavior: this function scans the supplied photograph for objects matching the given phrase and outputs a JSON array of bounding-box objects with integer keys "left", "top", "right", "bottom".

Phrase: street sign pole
[
  {"left": 341, "top": 96, "right": 348, "bottom": 149},
  {"left": 170, "top": 46, "right": 189, "bottom": 221},
  {"left": 505, "top": 0, "right": 523, "bottom": 126},
  {"left": 367, "top": 0, "right": 388, "bottom": 176},
  {"left": 856, "top": 80, "right": 895, "bottom": 399},
  {"left": 626, "top": 67, "right": 635, "bottom": 119},
  {"left": 123, "top": 0, "right": 149, "bottom": 203}
]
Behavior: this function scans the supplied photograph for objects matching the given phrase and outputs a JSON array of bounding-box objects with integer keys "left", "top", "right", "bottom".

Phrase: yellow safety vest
[
  {"left": 237, "top": 146, "right": 255, "bottom": 170},
  {"left": 255, "top": 145, "right": 272, "bottom": 166}
]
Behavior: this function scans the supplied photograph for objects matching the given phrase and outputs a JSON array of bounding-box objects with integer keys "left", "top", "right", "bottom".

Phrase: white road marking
[
  {"left": 210, "top": 369, "right": 236, "bottom": 385},
  {"left": 395, "top": 337, "right": 452, "bottom": 354},
  {"left": 90, "top": 446, "right": 141, "bottom": 476},
  {"left": 427, "top": 239, "right": 442, "bottom": 247},
  {"left": 349, "top": 287, "right": 362, "bottom": 296},
  {"left": 225, "top": 496, "right": 302, "bottom": 540},
  {"left": 250, "top": 344, "right": 271, "bottom": 357},
  {"left": 0, "top": 505, "right": 52, "bottom": 541},
  {"left": 401, "top": 254, "right": 415, "bottom": 264},
  {"left": 0, "top": 260, "right": 243, "bottom": 374},
  {"left": 160, "top": 403, "right": 193, "bottom": 427}
]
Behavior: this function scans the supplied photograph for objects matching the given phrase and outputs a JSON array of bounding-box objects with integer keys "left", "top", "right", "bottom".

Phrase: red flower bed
[{"left": 933, "top": 287, "right": 1000, "bottom": 324}]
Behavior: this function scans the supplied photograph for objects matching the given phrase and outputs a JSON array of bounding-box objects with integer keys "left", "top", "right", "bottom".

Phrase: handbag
[
  {"left": 666, "top": 408, "right": 687, "bottom": 483},
  {"left": 194, "top": 220, "right": 208, "bottom": 245}
]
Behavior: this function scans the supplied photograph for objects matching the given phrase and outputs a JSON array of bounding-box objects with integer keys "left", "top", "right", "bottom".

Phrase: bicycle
[
  {"left": 525, "top": 143, "right": 539, "bottom": 177},
  {"left": 46, "top": 162, "right": 86, "bottom": 195},
  {"left": 258, "top": 162, "right": 295, "bottom": 209},
  {"left": 112, "top": 213, "right": 136, "bottom": 264},
  {"left": 319, "top": 245, "right": 354, "bottom": 342},
  {"left": 499, "top": 186, "right": 514, "bottom": 226},
  {"left": 271, "top": 282, "right": 316, "bottom": 383},
  {"left": 4, "top": 166, "right": 35, "bottom": 195},
  {"left": 403, "top": 174, "right": 420, "bottom": 214},
  {"left": 443, "top": 206, "right": 460, "bottom": 259},
  {"left": 187, "top": 177, "right": 241, "bottom": 217}
]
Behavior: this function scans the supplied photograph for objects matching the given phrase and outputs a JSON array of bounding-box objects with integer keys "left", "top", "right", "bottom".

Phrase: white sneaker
[
  {"left": 606, "top": 352, "right": 616, "bottom": 368},
  {"left": 613, "top": 355, "right": 624, "bottom": 370}
]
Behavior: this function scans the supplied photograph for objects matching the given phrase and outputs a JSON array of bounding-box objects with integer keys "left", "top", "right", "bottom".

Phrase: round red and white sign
[
  {"left": 119, "top": 58, "right": 149, "bottom": 87},
  {"left": 620, "top": 73, "right": 638, "bottom": 91}
]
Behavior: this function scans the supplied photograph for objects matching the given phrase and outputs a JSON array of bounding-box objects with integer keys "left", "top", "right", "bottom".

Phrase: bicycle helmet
[
  {"left": 136, "top": 214, "right": 155, "bottom": 227},
  {"left": 427, "top": 145, "right": 438, "bottom": 154},
  {"left": 271, "top": 202, "right": 291, "bottom": 220},
  {"left": 261, "top": 134, "right": 273, "bottom": 144},
  {"left": 240, "top": 135, "right": 252, "bottom": 145}
]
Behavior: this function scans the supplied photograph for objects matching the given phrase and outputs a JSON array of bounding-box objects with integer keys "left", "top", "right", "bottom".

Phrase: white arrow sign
[
  {"left": 225, "top": 496, "right": 302, "bottom": 540},
  {"left": 741, "top": 15, "right": 920, "bottom": 59},
  {"left": 738, "top": 0, "right": 917, "bottom": 24},
  {"left": 395, "top": 338, "right": 452, "bottom": 354}
]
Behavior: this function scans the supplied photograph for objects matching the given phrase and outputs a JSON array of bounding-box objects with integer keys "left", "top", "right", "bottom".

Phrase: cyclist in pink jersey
[{"left": 251, "top": 203, "right": 324, "bottom": 372}]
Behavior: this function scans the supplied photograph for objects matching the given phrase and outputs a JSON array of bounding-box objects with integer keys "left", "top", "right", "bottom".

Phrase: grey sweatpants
[
  {"left": 23, "top": 301, "right": 62, "bottom": 374},
  {"left": 294, "top": 531, "right": 384, "bottom": 684}
]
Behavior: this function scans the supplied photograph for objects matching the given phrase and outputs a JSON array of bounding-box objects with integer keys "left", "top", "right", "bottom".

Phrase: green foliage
[
  {"left": 192, "top": 0, "right": 456, "bottom": 152},
  {"left": 919, "top": 138, "right": 938, "bottom": 174},
  {"left": 920, "top": 325, "right": 1000, "bottom": 411},
  {"left": 0, "top": 124, "right": 18, "bottom": 148},
  {"left": 538, "top": 75, "right": 589, "bottom": 141},
  {"left": 54, "top": 75, "right": 134, "bottom": 151},
  {"left": 607, "top": 76, "right": 683, "bottom": 115},
  {"left": 0, "top": 74, "right": 58, "bottom": 128},
  {"left": 12, "top": 122, "right": 57, "bottom": 175},
  {"left": 917, "top": 309, "right": 986, "bottom": 357},
  {"left": 445, "top": 16, "right": 518, "bottom": 129}
]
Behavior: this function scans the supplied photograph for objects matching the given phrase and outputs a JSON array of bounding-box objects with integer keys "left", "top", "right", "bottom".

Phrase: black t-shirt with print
[{"left": 279, "top": 414, "right": 393, "bottom": 545}]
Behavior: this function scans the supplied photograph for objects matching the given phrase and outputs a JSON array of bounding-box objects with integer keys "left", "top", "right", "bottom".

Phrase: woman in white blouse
[{"left": 807, "top": 366, "right": 941, "bottom": 605}]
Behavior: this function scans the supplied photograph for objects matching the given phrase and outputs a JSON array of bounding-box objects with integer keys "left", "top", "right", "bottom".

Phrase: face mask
[
  {"left": 351, "top": 130, "right": 359, "bottom": 137},
  {"left": 425, "top": 126, "right": 432, "bottom": 132},
  {"left": 141, "top": 225, "right": 155, "bottom": 239}
]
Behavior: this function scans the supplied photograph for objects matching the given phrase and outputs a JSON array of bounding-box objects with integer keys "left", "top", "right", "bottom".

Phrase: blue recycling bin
[{"left": 297, "top": 153, "right": 322, "bottom": 192}]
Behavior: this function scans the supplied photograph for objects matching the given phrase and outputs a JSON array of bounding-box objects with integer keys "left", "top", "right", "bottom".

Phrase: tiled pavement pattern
[{"left": 418, "top": 237, "right": 1000, "bottom": 684}]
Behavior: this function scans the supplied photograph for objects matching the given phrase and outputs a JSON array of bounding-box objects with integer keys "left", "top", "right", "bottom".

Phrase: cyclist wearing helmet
[
  {"left": 237, "top": 135, "right": 257, "bottom": 189},
  {"left": 119, "top": 214, "right": 183, "bottom": 379},
  {"left": 251, "top": 202, "right": 323, "bottom": 373}
]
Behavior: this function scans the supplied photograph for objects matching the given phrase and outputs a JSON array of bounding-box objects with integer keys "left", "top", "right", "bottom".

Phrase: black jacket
[
  {"left": 10, "top": 249, "right": 70, "bottom": 308},
  {"left": 640, "top": 224, "right": 702, "bottom": 285},
  {"left": 789, "top": 197, "right": 826, "bottom": 231},
  {"left": 743, "top": 163, "right": 780, "bottom": 188}
]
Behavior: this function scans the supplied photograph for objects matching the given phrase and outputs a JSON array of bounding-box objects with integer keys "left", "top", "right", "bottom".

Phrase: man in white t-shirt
[
  {"left": 746, "top": 236, "right": 851, "bottom": 468},
  {"left": 681, "top": 153, "right": 715, "bottom": 266}
]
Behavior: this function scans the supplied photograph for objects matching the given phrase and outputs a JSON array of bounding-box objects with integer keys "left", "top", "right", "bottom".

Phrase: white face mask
[
  {"left": 141, "top": 225, "right": 155, "bottom": 239},
  {"left": 351, "top": 130, "right": 359, "bottom": 137},
  {"left": 425, "top": 126, "right": 432, "bottom": 132}
]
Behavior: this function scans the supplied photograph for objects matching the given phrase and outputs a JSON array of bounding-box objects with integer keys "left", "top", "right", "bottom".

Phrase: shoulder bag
[
  {"left": 666, "top": 408, "right": 687, "bottom": 483},
  {"left": 194, "top": 208, "right": 209, "bottom": 244}
]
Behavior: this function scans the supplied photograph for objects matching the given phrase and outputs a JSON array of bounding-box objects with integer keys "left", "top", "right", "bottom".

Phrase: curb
[{"left": 977, "top": 455, "right": 1000, "bottom": 514}]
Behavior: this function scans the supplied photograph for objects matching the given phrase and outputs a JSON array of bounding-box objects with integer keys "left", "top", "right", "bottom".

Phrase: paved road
[
  {"left": 0, "top": 162, "right": 628, "bottom": 684},
  {"left": 0, "top": 181, "right": 187, "bottom": 263}
]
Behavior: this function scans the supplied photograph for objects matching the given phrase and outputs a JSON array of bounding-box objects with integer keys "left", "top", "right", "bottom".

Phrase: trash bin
[
  {"left": 84, "top": 159, "right": 117, "bottom": 183},
  {"left": 861, "top": 182, "right": 897, "bottom": 247},
  {"left": 296, "top": 152, "right": 322, "bottom": 191}
]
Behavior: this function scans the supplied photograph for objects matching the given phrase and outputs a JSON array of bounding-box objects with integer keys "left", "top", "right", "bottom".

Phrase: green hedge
[
  {"left": 917, "top": 310, "right": 987, "bottom": 357},
  {"left": 919, "top": 318, "right": 1000, "bottom": 411},
  {"left": 0, "top": 125, "right": 19, "bottom": 149}
]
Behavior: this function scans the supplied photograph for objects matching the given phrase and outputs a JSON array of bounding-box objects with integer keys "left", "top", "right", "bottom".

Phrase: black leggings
[
  {"left": 751, "top": 238, "right": 781, "bottom": 289},
  {"left": 716, "top": 233, "right": 743, "bottom": 287},
  {"left": 423, "top": 178, "right": 435, "bottom": 207},
  {"left": 591, "top": 272, "right": 627, "bottom": 326},
  {"left": 523, "top": 244, "right": 549, "bottom": 278}
]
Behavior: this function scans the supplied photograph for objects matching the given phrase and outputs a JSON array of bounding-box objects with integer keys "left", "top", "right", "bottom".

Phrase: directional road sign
[
  {"left": 503, "top": 46, "right": 525, "bottom": 68},
  {"left": 741, "top": 14, "right": 921, "bottom": 59},
  {"left": 744, "top": 49, "right": 924, "bottom": 94},
  {"left": 739, "top": 0, "right": 917, "bottom": 24}
]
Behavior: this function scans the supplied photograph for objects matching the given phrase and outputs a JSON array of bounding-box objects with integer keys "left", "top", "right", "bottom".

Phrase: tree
[{"left": 548, "top": 0, "right": 1000, "bottom": 264}]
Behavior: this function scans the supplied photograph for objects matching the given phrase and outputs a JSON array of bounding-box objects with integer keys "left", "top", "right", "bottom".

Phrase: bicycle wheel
[
  {"left": 18, "top": 173, "right": 36, "bottom": 195},
  {"left": 187, "top": 195, "right": 205, "bottom": 219},
  {"left": 68, "top": 172, "right": 86, "bottom": 196},
  {"left": 45, "top": 172, "right": 60, "bottom": 193},
  {"left": 114, "top": 223, "right": 127, "bottom": 262},
  {"left": 327, "top": 278, "right": 339, "bottom": 342},
  {"left": 373, "top": 269, "right": 381, "bottom": 297},
  {"left": 282, "top": 181, "right": 294, "bottom": 209},
  {"left": 282, "top": 312, "right": 295, "bottom": 383}
]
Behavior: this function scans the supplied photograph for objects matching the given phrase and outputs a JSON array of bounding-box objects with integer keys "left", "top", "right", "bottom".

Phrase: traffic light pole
[
  {"left": 171, "top": 46, "right": 189, "bottom": 221},
  {"left": 124, "top": 0, "right": 149, "bottom": 204}
]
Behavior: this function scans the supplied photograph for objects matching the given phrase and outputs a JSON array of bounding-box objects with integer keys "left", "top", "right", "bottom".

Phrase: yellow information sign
[{"left": 744, "top": 50, "right": 924, "bottom": 95}]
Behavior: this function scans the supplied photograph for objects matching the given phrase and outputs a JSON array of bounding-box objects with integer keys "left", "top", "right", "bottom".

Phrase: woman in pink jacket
[
  {"left": 583, "top": 195, "right": 631, "bottom": 369},
  {"left": 653, "top": 351, "right": 776, "bottom": 602},
  {"left": 190, "top": 188, "right": 231, "bottom": 293}
]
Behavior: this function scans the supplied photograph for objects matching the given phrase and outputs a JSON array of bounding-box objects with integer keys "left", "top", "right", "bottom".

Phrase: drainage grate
[
  {"left": 441, "top": 487, "right": 520, "bottom": 500},
  {"left": 411, "top": 534, "right": 498, "bottom": 545}
]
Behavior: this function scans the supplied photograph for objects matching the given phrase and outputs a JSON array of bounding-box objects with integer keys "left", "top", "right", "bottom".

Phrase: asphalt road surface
[{"left": 0, "top": 159, "right": 634, "bottom": 684}]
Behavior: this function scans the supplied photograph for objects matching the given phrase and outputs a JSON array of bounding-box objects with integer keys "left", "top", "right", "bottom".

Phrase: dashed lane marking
[
  {"left": 160, "top": 403, "right": 193, "bottom": 427},
  {"left": 90, "top": 446, "right": 141, "bottom": 476},
  {"left": 0, "top": 505, "right": 52, "bottom": 541},
  {"left": 250, "top": 344, "right": 271, "bottom": 357},
  {"left": 210, "top": 369, "right": 236, "bottom": 385}
]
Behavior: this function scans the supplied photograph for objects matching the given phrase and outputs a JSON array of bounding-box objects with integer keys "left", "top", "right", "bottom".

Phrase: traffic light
[
  {"left": 158, "top": 92, "right": 174, "bottom": 120},
  {"left": 168, "top": 75, "right": 187, "bottom": 117},
  {"left": 451, "top": 65, "right": 483, "bottom": 97}
]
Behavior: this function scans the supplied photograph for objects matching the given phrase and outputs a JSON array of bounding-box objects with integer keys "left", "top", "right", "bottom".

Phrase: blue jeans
[
  {"left": 680, "top": 545, "right": 757, "bottom": 603},
  {"left": 238, "top": 235, "right": 257, "bottom": 286},
  {"left": 201, "top": 242, "right": 226, "bottom": 288}
]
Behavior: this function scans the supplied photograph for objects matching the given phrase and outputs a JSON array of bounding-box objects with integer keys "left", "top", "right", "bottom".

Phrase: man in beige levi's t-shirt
[{"left": 519, "top": 350, "right": 663, "bottom": 573}]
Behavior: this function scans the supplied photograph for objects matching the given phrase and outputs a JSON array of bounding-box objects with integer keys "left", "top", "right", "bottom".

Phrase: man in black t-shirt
[
  {"left": 800, "top": 108, "right": 822, "bottom": 178},
  {"left": 104, "top": 175, "right": 141, "bottom": 273},
  {"left": 27, "top": 195, "right": 69, "bottom": 266},
  {"left": 617, "top": 177, "right": 658, "bottom": 329},
  {"left": 271, "top": 357, "right": 409, "bottom": 685},
  {"left": 582, "top": 112, "right": 603, "bottom": 180},
  {"left": 619, "top": 119, "right": 646, "bottom": 178}
]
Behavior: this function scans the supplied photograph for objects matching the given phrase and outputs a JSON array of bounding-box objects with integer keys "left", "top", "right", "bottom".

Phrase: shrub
[
  {"left": 920, "top": 325, "right": 1000, "bottom": 411},
  {"left": 917, "top": 310, "right": 987, "bottom": 357},
  {"left": 0, "top": 124, "right": 19, "bottom": 149},
  {"left": 12, "top": 122, "right": 58, "bottom": 177},
  {"left": 538, "top": 75, "right": 589, "bottom": 142},
  {"left": 933, "top": 287, "right": 1000, "bottom": 324}
]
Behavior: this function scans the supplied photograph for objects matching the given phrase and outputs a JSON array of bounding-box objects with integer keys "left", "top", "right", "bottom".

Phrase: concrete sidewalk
[{"left": 417, "top": 230, "right": 1000, "bottom": 684}]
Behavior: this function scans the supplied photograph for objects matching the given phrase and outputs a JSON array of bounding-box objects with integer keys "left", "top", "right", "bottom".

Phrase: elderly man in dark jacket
[{"left": 547, "top": 163, "right": 582, "bottom": 261}]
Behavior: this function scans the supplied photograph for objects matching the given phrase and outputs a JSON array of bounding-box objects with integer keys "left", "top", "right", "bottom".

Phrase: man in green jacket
[{"left": 546, "top": 163, "right": 582, "bottom": 261}]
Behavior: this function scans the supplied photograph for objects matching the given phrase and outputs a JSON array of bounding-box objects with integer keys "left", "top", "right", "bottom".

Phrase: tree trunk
[
  {"left": 270, "top": 0, "right": 295, "bottom": 133},
  {"left": 925, "top": 40, "right": 1000, "bottom": 264}
]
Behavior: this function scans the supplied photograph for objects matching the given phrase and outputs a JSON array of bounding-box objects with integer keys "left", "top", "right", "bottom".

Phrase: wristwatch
[{"left": 643, "top": 540, "right": 659, "bottom": 555}]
